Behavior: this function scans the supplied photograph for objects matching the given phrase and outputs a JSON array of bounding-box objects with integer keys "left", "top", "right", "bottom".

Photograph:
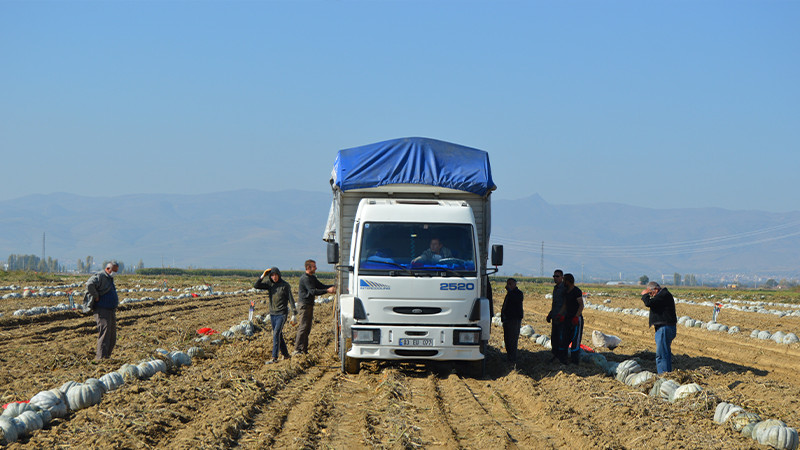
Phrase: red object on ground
[
  {"left": 197, "top": 327, "right": 218, "bottom": 335},
  {"left": 2, "top": 400, "right": 30, "bottom": 409},
  {"left": 568, "top": 342, "right": 595, "bottom": 352},
  {"left": 191, "top": 293, "right": 199, "bottom": 298}
]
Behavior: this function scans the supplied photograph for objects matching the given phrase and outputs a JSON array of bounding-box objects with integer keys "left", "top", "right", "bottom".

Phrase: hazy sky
[{"left": 2, "top": 1, "right": 798, "bottom": 212}]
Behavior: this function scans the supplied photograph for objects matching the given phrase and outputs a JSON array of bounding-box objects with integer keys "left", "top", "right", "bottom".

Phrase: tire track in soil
[
  {"left": 233, "top": 365, "right": 338, "bottom": 449},
  {"left": 465, "top": 377, "right": 575, "bottom": 449},
  {"left": 433, "top": 372, "right": 517, "bottom": 449}
]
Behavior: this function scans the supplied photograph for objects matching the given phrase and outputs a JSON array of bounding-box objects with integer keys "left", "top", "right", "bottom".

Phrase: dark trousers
[
  {"left": 269, "top": 313, "right": 290, "bottom": 360},
  {"left": 503, "top": 319, "right": 522, "bottom": 362},
  {"left": 566, "top": 316, "right": 584, "bottom": 364},
  {"left": 95, "top": 307, "right": 117, "bottom": 359},
  {"left": 294, "top": 303, "right": 314, "bottom": 353},
  {"left": 551, "top": 321, "right": 564, "bottom": 358}
]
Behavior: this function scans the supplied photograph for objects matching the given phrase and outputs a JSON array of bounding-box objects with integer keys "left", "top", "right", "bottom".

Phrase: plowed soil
[{"left": 2, "top": 276, "right": 799, "bottom": 449}]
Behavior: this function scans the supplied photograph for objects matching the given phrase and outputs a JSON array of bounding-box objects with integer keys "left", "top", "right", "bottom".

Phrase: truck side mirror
[
  {"left": 327, "top": 242, "right": 339, "bottom": 265},
  {"left": 491, "top": 244, "right": 503, "bottom": 266}
]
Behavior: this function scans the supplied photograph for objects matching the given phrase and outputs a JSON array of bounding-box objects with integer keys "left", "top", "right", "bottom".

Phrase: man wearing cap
[
  {"left": 254, "top": 267, "right": 297, "bottom": 364},
  {"left": 294, "top": 259, "right": 335, "bottom": 355},
  {"left": 86, "top": 261, "right": 120, "bottom": 359}
]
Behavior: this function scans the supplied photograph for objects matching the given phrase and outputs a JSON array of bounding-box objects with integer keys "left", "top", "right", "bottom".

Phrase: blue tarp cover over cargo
[{"left": 332, "top": 137, "right": 496, "bottom": 196}]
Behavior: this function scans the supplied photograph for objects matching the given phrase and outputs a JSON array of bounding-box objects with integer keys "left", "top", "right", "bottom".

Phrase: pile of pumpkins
[
  {"left": 588, "top": 354, "right": 799, "bottom": 450},
  {"left": 714, "top": 402, "right": 798, "bottom": 450},
  {"left": 0, "top": 348, "right": 202, "bottom": 445}
]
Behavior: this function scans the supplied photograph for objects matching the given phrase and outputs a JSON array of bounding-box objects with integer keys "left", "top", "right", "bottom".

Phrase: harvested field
[{"left": 1, "top": 275, "right": 799, "bottom": 449}]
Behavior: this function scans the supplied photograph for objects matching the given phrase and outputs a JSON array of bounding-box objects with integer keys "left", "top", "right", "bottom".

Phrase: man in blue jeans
[
  {"left": 254, "top": 267, "right": 297, "bottom": 364},
  {"left": 641, "top": 281, "right": 678, "bottom": 373}
]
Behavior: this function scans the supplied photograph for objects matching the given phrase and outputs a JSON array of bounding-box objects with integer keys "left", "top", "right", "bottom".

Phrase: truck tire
[
  {"left": 467, "top": 340, "right": 487, "bottom": 378},
  {"left": 339, "top": 330, "right": 360, "bottom": 374}
]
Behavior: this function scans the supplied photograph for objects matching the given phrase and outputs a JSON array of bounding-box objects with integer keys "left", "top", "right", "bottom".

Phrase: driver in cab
[{"left": 413, "top": 237, "right": 453, "bottom": 263}]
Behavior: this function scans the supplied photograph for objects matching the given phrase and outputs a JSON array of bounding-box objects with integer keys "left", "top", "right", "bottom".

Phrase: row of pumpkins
[
  {"left": 584, "top": 341, "right": 799, "bottom": 449},
  {"left": 0, "top": 347, "right": 204, "bottom": 445},
  {"left": 501, "top": 318, "right": 799, "bottom": 450},
  {"left": 584, "top": 299, "right": 800, "bottom": 346},
  {"left": 9, "top": 287, "right": 253, "bottom": 318}
]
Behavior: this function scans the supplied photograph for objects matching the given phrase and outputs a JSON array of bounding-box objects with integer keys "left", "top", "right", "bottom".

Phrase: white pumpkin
[
  {"left": 85, "top": 377, "right": 107, "bottom": 394},
  {"left": 1, "top": 402, "right": 32, "bottom": 418},
  {"left": 659, "top": 380, "right": 680, "bottom": 401},
  {"left": 117, "top": 363, "right": 140, "bottom": 381},
  {"left": 59, "top": 380, "right": 79, "bottom": 394},
  {"left": 29, "top": 389, "right": 68, "bottom": 419},
  {"left": 16, "top": 410, "right": 44, "bottom": 435},
  {"left": 753, "top": 419, "right": 788, "bottom": 442},
  {"left": 187, "top": 346, "right": 205, "bottom": 358},
  {"left": 99, "top": 372, "right": 125, "bottom": 392},
  {"left": 713, "top": 402, "right": 744, "bottom": 425},
  {"left": 137, "top": 361, "right": 157, "bottom": 379},
  {"left": 625, "top": 370, "right": 654, "bottom": 387},
  {"left": 520, "top": 325, "right": 534, "bottom": 337},
  {"left": 671, "top": 383, "right": 703, "bottom": 401},
  {"left": 0, "top": 416, "right": 19, "bottom": 445},
  {"left": 149, "top": 359, "right": 168, "bottom": 373},
  {"left": 66, "top": 383, "right": 103, "bottom": 411},
  {"left": 169, "top": 351, "right": 192, "bottom": 367},
  {"left": 757, "top": 425, "right": 798, "bottom": 450},
  {"left": 615, "top": 359, "right": 641, "bottom": 382}
]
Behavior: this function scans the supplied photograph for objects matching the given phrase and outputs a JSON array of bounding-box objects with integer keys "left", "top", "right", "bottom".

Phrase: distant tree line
[{"left": 6, "top": 254, "right": 62, "bottom": 272}]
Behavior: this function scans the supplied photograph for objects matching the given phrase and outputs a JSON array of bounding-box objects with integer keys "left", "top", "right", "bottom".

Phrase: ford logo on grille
[{"left": 412, "top": 308, "right": 423, "bottom": 314}]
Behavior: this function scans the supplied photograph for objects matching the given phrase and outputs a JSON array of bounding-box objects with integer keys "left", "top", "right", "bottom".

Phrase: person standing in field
[
  {"left": 641, "top": 281, "right": 678, "bottom": 373},
  {"left": 254, "top": 267, "right": 297, "bottom": 364},
  {"left": 86, "top": 261, "right": 120, "bottom": 359},
  {"left": 294, "top": 259, "right": 335, "bottom": 355},
  {"left": 500, "top": 277, "right": 524, "bottom": 365},
  {"left": 561, "top": 273, "right": 585, "bottom": 364},
  {"left": 546, "top": 269, "right": 566, "bottom": 363}
]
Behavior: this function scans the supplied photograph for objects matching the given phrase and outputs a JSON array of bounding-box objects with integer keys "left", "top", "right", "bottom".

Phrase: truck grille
[{"left": 393, "top": 307, "right": 442, "bottom": 315}]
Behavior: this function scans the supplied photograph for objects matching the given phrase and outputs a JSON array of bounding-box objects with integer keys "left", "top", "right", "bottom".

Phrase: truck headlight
[
  {"left": 454, "top": 329, "right": 480, "bottom": 345},
  {"left": 352, "top": 328, "right": 380, "bottom": 344}
]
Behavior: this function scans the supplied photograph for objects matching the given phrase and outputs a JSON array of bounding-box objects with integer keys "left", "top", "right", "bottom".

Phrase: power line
[{"left": 494, "top": 220, "right": 800, "bottom": 258}]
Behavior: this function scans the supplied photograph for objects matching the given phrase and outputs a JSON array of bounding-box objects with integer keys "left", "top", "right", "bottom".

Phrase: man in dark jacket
[
  {"left": 255, "top": 267, "right": 297, "bottom": 364},
  {"left": 86, "top": 261, "right": 119, "bottom": 359},
  {"left": 561, "top": 273, "right": 584, "bottom": 364},
  {"left": 294, "top": 259, "right": 335, "bottom": 355},
  {"left": 641, "top": 281, "right": 678, "bottom": 373},
  {"left": 546, "top": 269, "right": 566, "bottom": 363},
  {"left": 501, "top": 278, "right": 524, "bottom": 364}
]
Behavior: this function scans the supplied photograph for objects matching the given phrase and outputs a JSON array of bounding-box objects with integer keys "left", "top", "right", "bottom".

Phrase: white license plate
[{"left": 399, "top": 338, "right": 433, "bottom": 347}]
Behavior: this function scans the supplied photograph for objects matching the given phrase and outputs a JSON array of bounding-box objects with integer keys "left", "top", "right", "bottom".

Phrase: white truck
[{"left": 324, "top": 137, "right": 503, "bottom": 376}]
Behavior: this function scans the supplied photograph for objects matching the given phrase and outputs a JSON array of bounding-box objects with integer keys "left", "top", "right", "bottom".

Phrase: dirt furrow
[{"left": 434, "top": 372, "right": 517, "bottom": 449}]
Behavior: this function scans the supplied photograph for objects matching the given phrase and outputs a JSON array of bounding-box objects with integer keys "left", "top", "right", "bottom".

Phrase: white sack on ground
[{"left": 592, "top": 330, "right": 621, "bottom": 350}]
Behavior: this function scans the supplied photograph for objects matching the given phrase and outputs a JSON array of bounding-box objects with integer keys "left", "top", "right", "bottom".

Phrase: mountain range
[{"left": 1, "top": 190, "right": 798, "bottom": 283}]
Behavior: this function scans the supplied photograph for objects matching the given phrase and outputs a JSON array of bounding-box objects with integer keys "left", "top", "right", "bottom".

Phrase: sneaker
[
  {"left": 265, "top": 359, "right": 278, "bottom": 365},
  {"left": 291, "top": 350, "right": 302, "bottom": 357}
]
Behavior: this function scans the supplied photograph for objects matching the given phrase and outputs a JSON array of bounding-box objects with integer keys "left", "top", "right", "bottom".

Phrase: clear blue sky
[{"left": 2, "top": 1, "right": 798, "bottom": 212}]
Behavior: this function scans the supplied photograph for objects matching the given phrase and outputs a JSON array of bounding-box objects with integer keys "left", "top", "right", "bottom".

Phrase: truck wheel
[
  {"left": 467, "top": 340, "right": 487, "bottom": 378},
  {"left": 339, "top": 331, "right": 360, "bottom": 374}
]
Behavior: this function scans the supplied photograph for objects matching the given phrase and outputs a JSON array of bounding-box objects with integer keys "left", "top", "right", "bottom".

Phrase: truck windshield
[{"left": 358, "top": 222, "right": 476, "bottom": 274}]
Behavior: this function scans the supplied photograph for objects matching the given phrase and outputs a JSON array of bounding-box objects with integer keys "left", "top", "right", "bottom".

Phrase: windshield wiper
[{"left": 364, "top": 258, "right": 414, "bottom": 276}]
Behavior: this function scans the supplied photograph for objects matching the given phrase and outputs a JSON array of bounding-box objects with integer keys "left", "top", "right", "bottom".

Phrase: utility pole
[
  {"left": 42, "top": 232, "right": 45, "bottom": 263},
  {"left": 540, "top": 241, "right": 544, "bottom": 277}
]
